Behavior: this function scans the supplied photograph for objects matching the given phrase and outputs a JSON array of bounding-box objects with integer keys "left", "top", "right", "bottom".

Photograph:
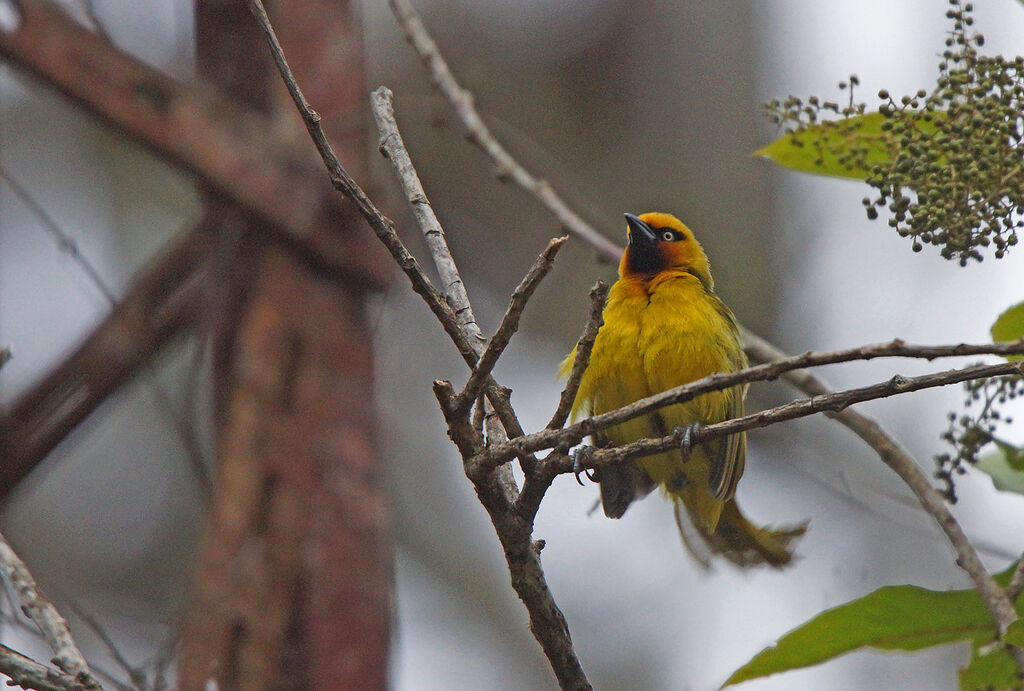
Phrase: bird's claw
[
  {"left": 673, "top": 423, "right": 702, "bottom": 460},
  {"left": 572, "top": 445, "right": 597, "bottom": 486}
]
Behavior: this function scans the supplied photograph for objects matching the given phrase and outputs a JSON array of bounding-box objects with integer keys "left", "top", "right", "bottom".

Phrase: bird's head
[{"left": 620, "top": 212, "right": 713, "bottom": 289}]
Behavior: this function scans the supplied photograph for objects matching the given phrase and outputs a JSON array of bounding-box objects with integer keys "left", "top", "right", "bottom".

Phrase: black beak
[{"left": 625, "top": 213, "right": 657, "bottom": 247}]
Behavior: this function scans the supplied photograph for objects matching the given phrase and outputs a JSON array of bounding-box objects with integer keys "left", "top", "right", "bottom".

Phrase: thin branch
[
  {"left": 552, "top": 361, "right": 1024, "bottom": 474},
  {"left": 0, "top": 531, "right": 101, "bottom": 689},
  {"left": 0, "top": 167, "right": 115, "bottom": 303},
  {"left": 738, "top": 330, "right": 1024, "bottom": 663},
  {"left": 366, "top": 82, "right": 541, "bottom": 468},
  {"left": 479, "top": 341, "right": 1024, "bottom": 470},
  {"left": 64, "top": 602, "right": 146, "bottom": 691},
  {"left": 0, "top": 643, "right": 86, "bottom": 691},
  {"left": 455, "top": 236, "right": 568, "bottom": 411},
  {"left": 546, "top": 281, "right": 608, "bottom": 430},
  {"left": 387, "top": 0, "right": 621, "bottom": 261},
  {"left": 370, "top": 85, "right": 486, "bottom": 344}
]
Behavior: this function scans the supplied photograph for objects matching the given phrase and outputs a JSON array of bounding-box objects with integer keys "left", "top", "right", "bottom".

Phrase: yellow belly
[{"left": 566, "top": 271, "right": 746, "bottom": 528}]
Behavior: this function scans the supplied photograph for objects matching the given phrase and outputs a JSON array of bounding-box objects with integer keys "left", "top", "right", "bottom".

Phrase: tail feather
[{"left": 674, "top": 497, "right": 807, "bottom": 568}]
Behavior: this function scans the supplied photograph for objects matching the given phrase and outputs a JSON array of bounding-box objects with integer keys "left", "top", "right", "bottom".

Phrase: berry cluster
[
  {"left": 934, "top": 372, "right": 1023, "bottom": 502},
  {"left": 766, "top": 0, "right": 1024, "bottom": 264}
]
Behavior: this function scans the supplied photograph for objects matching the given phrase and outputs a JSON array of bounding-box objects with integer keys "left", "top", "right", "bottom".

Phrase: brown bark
[
  {"left": 0, "top": 223, "right": 215, "bottom": 498},
  {"left": 0, "top": 0, "right": 390, "bottom": 285},
  {"left": 179, "top": 2, "right": 392, "bottom": 689}
]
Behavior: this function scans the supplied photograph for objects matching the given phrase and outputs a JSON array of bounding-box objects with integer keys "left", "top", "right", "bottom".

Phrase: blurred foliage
[
  {"left": 992, "top": 301, "right": 1024, "bottom": 357},
  {"left": 725, "top": 564, "right": 1020, "bottom": 688},
  {"left": 762, "top": 0, "right": 1024, "bottom": 265},
  {"left": 959, "top": 641, "right": 1020, "bottom": 691}
]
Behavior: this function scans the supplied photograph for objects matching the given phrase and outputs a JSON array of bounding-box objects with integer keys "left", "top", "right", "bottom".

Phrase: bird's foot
[
  {"left": 572, "top": 445, "right": 597, "bottom": 486},
  {"left": 673, "top": 423, "right": 703, "bottom": 461}
]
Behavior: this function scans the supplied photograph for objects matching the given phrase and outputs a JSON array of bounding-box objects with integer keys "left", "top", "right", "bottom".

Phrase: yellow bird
[{"left": 561, "top": 212, "right": 805, "bottom": 567}]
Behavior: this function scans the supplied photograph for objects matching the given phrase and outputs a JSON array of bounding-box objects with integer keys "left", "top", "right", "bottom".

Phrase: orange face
[{"left": 621, "top": 212, "right": 713, "bottom": 288}]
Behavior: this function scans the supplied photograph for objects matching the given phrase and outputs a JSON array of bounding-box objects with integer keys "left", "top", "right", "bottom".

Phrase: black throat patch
[{"left": 625, "top": 241, "right": 664, "bottom": 276}]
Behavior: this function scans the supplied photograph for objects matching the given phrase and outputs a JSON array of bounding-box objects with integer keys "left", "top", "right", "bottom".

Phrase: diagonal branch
[
  {"left": 0, "top": 644, "right": 87, "bottom": 691},
  {"left": 455, "top": 236, "right": 567, "bottom": 412},
  {"left": 0, "top": 0, "right": 388, "bottom": 285},
  {"left": 387, "top": 0, "right": 622, "bottom": 262},
  {"left": 0, "top": 531, "right": 101, "bottom": 689},
  {"left": 547, "top": 281, "right": 608, "bottom": 431},
  {"left": 0, "top": 222, "right": 215, "bottom": 499},
  {"left": 369, "top": 86, "right": 486, "bottom": 343}
]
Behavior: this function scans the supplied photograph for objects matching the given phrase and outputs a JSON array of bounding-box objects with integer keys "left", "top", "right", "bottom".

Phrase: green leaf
[
  {"left": 723, "top": 570, "right": 1019, "bottom": 687},
  {"left": 976, "top": 445, "right": 1024, "bottom": 495},
  {"left": 991, "top": 301, "right": 1024, "bottom": 360},
  {"left": 1004, "top": 619, "right": 1024, "bottom": 648},
  {"left": 959, "top": 642, "right": 1020, "bottom": 691},
  {"left": 755, "top": 112, "right": 895, "bottom": 179}
]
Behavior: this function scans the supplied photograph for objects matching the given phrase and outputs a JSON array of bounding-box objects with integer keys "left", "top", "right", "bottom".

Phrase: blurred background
[{"left": 2, "top": 0, "right": 1024, "bottom": 689}]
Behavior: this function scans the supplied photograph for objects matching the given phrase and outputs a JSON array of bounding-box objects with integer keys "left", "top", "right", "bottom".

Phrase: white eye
[{"left": 661, "top": 230, "right": 675, "bottom": 241}]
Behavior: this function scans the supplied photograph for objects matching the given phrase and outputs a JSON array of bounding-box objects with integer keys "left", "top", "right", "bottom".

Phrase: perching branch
[
  {"left": 478, "top": 341, "right": 1024, "bottom": 470},
  {"left": 550, "top": 361, "right": 1024, "bottom": 474},
  {"left": 0, "top": 531, "right": 102, "bottom": 689}
]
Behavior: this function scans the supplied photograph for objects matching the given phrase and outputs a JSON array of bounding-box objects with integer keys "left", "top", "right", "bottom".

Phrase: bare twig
[
  {"left": 0, "top": 167, "right": 115, "bottom": 302},
  {"left": 547, "top": 281, "right": 607, "bottom": 431},
  {"left": 553, "top": 361, "right": 1024, "bottom": 474},
  {"left": 370, "top": 86, "right": 486, "bottom": 344},
  {"left": 739, "top": 330, "right": 1024, "bottom": 663},
  {"left": 0, "top": 643, "right": 86, "bottom": 691},
  {"left": 0, "top": 531, "right": 101, "bottom": 689},
  {"left": 387, "top": 0, "right": 621, "bottom": 261},
  {"left": 367, "top": 82, "right": 540, "bottom": 468},
  {"left": 455, "top": 236, "right": 568, "bottom": 411},
  {"left": 478, "top": 344, "right": 1024, "bottom": 469},
  {"left": 64, "top": 602, "right": 146, "bottom": 690}
]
